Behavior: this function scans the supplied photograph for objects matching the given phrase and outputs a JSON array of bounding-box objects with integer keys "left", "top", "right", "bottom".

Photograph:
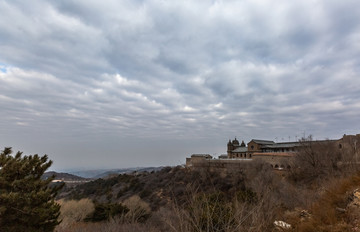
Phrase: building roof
[
  {"left": 252, "top": 152, "right": 295, "bottom": 157},
  {"left": 262, "top": 142, "right": 300, "bottom": 148},
  {"left": 191, "top": 154, "right": 212, "bottom": 158},
  {"left": 232, "top": 147, "right": 248, "bottom": 153},
  {"left": 250, "top": 139, "right": 275, "bottom": 145}
]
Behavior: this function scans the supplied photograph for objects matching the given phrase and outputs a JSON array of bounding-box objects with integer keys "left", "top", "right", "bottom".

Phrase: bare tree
[{"left": 291, "top": 135, "right": 342, "bottom": 183}]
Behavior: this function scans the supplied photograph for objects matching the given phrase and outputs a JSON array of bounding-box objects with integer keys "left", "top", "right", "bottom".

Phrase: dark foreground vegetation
[
  {"left": 2, "top": 136, "right": 360, "bottom": 232},
  {"left": 0, "top": 147, "right": 63, "bottom": 232}
]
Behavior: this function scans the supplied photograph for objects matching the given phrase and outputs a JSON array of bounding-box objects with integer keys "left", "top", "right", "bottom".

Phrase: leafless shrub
[
  {"left": 290, "top": 136, "right": 343, "bottom": 184},
  {"left": 160, "top": 175, "right": 279, "bottom": 232},
  {"left": 122, "top": 195, "right": 151, "bottom": 223},
  {"left": 56, "top": 198, "right": 95, "bottom": 231},
  {"left": 58, "top": 161, "right": 360, "bottom": 232}
]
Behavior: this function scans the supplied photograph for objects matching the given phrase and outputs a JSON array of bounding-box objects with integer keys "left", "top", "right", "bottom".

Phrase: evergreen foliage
[{"left": 0, "top": 147, "right": 63, "bottom": 232}]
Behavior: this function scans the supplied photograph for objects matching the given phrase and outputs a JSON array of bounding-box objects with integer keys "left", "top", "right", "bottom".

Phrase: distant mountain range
[{"left": 43, "top": 171, "right": 87, "bottom": 181}]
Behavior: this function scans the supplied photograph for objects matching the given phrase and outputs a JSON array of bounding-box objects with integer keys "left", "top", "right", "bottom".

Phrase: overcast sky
[{"left": 1, "top": 0, "right": 360, "bottom": 171}]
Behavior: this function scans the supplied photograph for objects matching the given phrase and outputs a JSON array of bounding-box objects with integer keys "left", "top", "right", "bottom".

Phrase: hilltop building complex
[{"left": 186, "top": 134, "right": 360, "bottom": 171}]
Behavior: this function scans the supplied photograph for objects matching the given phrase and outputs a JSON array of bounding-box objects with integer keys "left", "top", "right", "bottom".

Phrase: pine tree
[{"left": 0, "top": 147, "right": 64, "bottom": 232}]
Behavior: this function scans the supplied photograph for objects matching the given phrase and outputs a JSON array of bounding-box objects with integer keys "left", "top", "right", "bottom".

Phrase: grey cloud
[{"left": 1, "top": 0, "right": 360, "bottom": 169}]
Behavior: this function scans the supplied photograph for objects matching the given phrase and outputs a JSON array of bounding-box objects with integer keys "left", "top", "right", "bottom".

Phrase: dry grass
[
  {"left": 55, "top": 219, "right": 161, "bottom": 232},
  {"left": 289, "top": 173, "right": 360, "bottom": 232},
  {"left": 56, "top": 197, "right": 157, "bottom": 232}
]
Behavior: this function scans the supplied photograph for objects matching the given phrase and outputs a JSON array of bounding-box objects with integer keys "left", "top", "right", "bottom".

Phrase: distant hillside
[
  {"left": 68, "top": 167, "right": 165, "bottom": 179},
  {"left": 43, "top": 171, "right": 87, "bottom": 181},
  {"left": 60, "top": 165, "right": 252, "bottom": 210}
]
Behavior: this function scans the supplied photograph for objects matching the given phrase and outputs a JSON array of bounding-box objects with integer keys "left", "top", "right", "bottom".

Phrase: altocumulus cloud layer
[{"left": 1, "top": 0, "right": 360, "bottom": 170}]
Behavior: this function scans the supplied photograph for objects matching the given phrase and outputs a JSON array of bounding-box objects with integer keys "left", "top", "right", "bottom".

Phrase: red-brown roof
[{"left": 252, "top": 152, "right": 295, "bottom": 157}]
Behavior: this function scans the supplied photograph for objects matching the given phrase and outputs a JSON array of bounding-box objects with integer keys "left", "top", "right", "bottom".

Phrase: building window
[
  {"left": 251, "top": 145, "right": 254, "bottom": 150},
  {"left": 339, "top": 144, "right": 342, "bottom": 149}
]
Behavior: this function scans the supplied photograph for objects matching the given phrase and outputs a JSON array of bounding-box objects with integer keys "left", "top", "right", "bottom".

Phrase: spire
[{"left": 241, "top": 140, "right": 246, "bottom": 147}]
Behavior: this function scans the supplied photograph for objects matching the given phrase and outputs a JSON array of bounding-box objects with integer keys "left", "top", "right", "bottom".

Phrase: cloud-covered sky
[{"left": 1, "top": 0, "right": 360, "bottom": 170}]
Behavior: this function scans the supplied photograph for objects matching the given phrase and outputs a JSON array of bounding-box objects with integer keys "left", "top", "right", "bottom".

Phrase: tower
[
  {"left": 227, "top": 140, "right": 233, "bottom": 153},
  {"left": 227, "top": 137, "right": 240, "bottom": 158}
]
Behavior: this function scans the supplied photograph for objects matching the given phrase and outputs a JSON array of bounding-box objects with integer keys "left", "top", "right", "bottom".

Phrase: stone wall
[
  {"left": 252, "top": 152, "right": 294, "bottom": 169},
  {"left": 187, "top": 157, "right": 263, "bottom": 176}
]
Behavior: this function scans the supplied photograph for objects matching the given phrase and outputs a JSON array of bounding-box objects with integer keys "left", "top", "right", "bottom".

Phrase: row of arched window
[
  {"left": 233, "top": 153, "right": 252, "bottom": 158},
  {"left": 270, "top": 164, "right": 291, "bottom": 170}
]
